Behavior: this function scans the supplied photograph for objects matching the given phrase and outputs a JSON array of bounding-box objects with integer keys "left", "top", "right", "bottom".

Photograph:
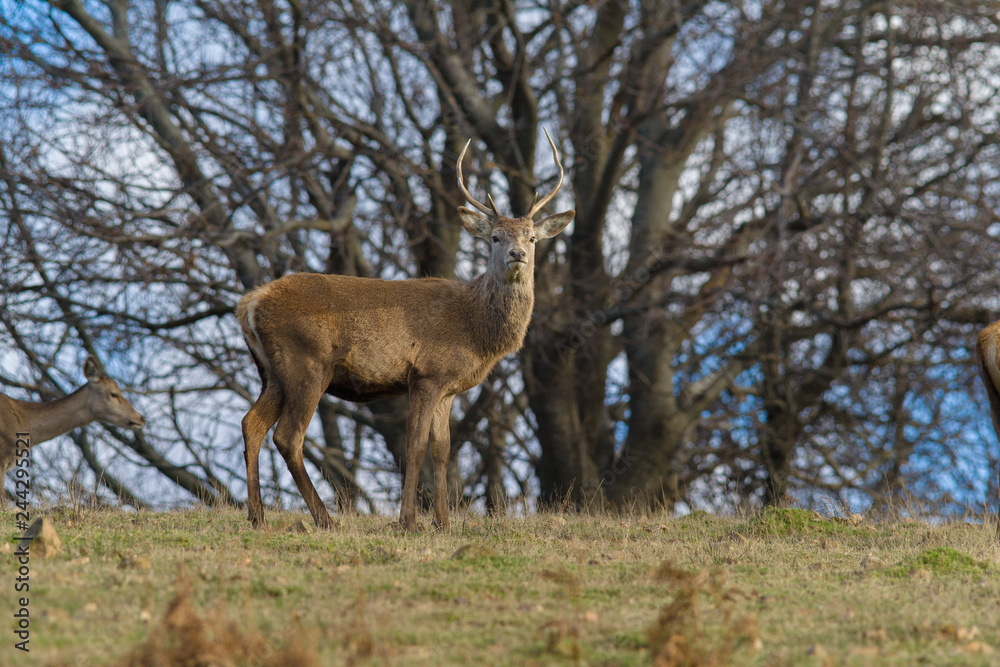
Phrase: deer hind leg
[
  {"left": 429, "top": 396, "right": 455, "bottom": 530},
  {"left": 274, "top": 381, "right": 333, "bottom": 529},
  {"left": 400, "top": 379, "right": 443, "bottom": 531},
  {"left": 242, "top": 385, "right": 282, "bottom": 528},
  {"left": 271, "top": 379, "right": 335, "bottom": 530}
]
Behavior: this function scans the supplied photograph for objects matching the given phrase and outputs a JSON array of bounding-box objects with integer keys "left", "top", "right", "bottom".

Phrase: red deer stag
[
  {"left": 975, "top": 320, "right": 1000, "bottom": 536},
  {"left": 0, "top": 356, "right": 146, "bottom": 476},
  {"left": 237, "top": 129, "right": 574, "bottom": 530}
]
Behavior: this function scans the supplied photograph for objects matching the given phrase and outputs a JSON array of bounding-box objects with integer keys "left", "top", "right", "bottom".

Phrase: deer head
[
  {"left": 82, "top": 356, "right": 146, "bottom": 430},
  {"left": 456, "top": 128, "right": 575, "bottom": 284}
]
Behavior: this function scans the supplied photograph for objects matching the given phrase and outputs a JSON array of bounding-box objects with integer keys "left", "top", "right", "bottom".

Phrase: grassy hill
[{"left": 2, "top": 505, "right": 998, "bottom": 665}]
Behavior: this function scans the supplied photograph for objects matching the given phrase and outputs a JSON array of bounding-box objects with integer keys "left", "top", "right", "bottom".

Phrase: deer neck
[
  {"left": 469, "top": 269, "right": 536, "bottom": 358},
  {"left": 16, "top": 386, "right": 95, "bottom": 446}
]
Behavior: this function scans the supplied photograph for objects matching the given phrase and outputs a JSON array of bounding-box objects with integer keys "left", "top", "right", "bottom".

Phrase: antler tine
[
  {"left": 486, "top": 193, "right": 503, "bottom": 218},
  {"left": 457, "top": 139, "right": 495, "bottom": 217},
  {"left": 527, "top": 127, "right": 565, "bottom": 219}
]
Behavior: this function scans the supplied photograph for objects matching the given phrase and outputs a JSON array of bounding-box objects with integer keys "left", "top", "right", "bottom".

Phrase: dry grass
[
  {"left": 0, "top": 505, "right": 998, "bottom": 665},
  {"left": 118, "top": 576, "right": 320, "bottom": 667}
]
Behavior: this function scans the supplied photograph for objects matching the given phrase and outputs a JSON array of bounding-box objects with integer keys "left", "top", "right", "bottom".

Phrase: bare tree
[{"left": 0, "top": 0, "right": 998, "bottom": 517}]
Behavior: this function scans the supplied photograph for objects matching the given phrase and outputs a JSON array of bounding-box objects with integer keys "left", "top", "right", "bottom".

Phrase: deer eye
[
  {"left": 529, "top": 237, "right": 536, "bottom": 243},
  {"left": 491, "top": 236, "right": 500, "bottom": 243}
]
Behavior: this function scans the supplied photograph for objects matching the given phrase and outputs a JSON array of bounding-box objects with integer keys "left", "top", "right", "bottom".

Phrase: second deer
[
  {"left": 0, "top": 355, "right": 146, "bottom": 477},
  {"left": 237, "top": 129, "right": 574, "bottom": 530}
]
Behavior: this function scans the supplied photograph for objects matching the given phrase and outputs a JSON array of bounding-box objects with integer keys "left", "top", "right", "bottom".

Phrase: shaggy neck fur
[{"left": 468, "top": 269, "right": 536, "bottom": 359}]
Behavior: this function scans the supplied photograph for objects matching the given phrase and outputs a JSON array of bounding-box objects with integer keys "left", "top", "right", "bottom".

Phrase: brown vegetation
[{"left": 119, "top": 577, "right": 319, "bottom": 667}]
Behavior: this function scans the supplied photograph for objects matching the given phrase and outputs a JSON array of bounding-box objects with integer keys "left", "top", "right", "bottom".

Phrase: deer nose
[{"left": 508, "top": 248, "right": 527, "bottom": 262}]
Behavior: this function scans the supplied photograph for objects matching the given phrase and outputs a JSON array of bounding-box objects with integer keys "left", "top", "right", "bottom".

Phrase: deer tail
[{"left": 237, "top": 289, "right": 269, "bottom": 386}]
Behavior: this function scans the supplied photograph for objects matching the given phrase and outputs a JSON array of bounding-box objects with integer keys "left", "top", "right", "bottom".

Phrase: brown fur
[
  {"left": 238, "top": 194, "right": 574, "bottom": 531},
  {"left": 0, "top": 356, "right": 145, "bottom": 477},
  {"left": 975, "top": 320, "right": 1000, "bottom": 537}
]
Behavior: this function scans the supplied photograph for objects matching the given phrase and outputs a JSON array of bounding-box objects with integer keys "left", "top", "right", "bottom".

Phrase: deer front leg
[
  {"left": 400, "top": 379, "right": 442, "bottom": 531},
  {"left": 429, "top": 396, "right": 455, "bottom": 530}
]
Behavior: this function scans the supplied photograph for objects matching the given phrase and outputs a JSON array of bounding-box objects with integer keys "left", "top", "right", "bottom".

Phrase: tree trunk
[
  {"left": 523, "top": 329, "right": 601, "bottom": 507},
  {"left": 485, "top": 421, "right": 507, "bottom": 514}
]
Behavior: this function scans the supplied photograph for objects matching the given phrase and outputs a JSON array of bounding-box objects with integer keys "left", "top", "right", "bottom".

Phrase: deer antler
[
  {"left": 527, "top": 127, "right": 564, "bottom": 219},
  {"left": 457, "top": 139, "right": 495, "bottom": 217},
  {"left": 486, "top": 193, "right": 503, "bottom": 218}
]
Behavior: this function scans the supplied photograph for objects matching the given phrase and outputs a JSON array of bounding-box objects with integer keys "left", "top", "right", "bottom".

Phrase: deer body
[
  {"left": 0, "top": 356, "right": 145, "bottom": 476},
  {"left": 240, "top": 273, "right": 533, "bottom": 404},
  {"left": 976, "top": 320, "right": 1000, "bottom": 537},
  {"left": 238, "top": 130, "right": 574, "bottom": 531}
]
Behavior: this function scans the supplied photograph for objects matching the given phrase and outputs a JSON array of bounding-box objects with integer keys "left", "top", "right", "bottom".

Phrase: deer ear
[
  {"left": 534, "top": 210, "right": 574, "bottom": 239},
  {"left": 83, "top": 355, "right": 104, "bottom": 382},
  {"left": 458, "top": 206, "right": 493, "bottom": 240}
]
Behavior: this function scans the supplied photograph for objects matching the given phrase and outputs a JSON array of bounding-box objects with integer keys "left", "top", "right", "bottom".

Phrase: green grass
[
  {"left": 1, "top": 506, "right": 999, "bottom": 665},
  {"left": 879, "top": 546, "right": 994, "bottom": 579}
]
